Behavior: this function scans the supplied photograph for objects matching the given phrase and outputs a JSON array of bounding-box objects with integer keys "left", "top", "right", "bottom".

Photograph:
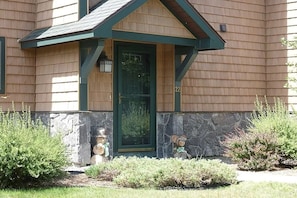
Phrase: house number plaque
[{"left": 175, "top": 86, "right": 181, "bottom": 93}]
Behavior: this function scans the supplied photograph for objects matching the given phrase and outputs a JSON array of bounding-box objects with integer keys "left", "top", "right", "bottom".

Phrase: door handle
[{"left": 119, "top": 93, "right": 124, "bottom": 104}]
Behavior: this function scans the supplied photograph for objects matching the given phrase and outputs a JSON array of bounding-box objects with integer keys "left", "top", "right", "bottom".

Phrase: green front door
[{"left": 114, "top": 42, "right": 156, "bottom": 156}]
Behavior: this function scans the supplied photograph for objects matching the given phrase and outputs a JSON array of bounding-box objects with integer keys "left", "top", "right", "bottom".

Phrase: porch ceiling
[{"left": 19, "top": 0, "right": 225, "bottom": 50}]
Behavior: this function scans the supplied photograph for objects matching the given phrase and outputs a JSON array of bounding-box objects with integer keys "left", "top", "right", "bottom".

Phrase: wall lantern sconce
[
  {"left": 220, "top": 24, "right": 227, "bottom": 32},
  {"left": 97, "top": 51, "right": 112, "bottom": 73}
]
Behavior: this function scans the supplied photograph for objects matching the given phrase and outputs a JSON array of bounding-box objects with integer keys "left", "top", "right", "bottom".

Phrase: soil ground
[
  {"left": 55, "top": 158, "right": 297, "bottom": 187},
  {"left": 53, "top": 173, "right": 117, "bottom": 187}
]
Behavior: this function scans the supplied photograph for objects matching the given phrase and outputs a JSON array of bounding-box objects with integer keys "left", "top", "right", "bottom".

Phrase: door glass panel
[
  {"left": 120, "top": 52, "right": 151, "bottom": 146},
  {"left": 121, "top": 98, "right": 150, "bottom": 145}
]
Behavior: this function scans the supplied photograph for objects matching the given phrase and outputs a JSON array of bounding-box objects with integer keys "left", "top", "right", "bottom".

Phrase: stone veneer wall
[
  {"left": 157, "top": 112, "right": 251, "bottom": 158},
  {"left": 35, "top": 112, "right": 113, "bottom": 166},
  {"left": 35, "top": 111, "right": 250, "bottom": 165}
]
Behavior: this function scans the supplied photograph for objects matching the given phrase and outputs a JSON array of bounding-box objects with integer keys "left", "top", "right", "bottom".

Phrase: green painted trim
[
  {"left": 177, "top": 0, "right": 225, "bottom": 48},
  {"left": 113, "top": 151, "right": 156, "bottom": 157},
  {"left": 198, "top": 38, "right": 225, "bottom": 50},
  {"left": 21, "top": 32, "right": 95, "bottom": 49},
  {"left": 174, "top": 81, "right": 181, "bottom": 112},
  {"left": 94, "top": 27, "right": 112, "bottom": 38},
  {"left": 174, "top": 47, "right": 199, "bottom": 111},
  {"left": 112, "top": 30, "right": 197, "bottom": 46},
  {"left": 176, "top": 47, "right": 198, "bottom": 81},
  {"left": 21, "top": 0, "right": 225, "bottom": 51},
  {"left": 0, "top": 37, "right": 5, "bottom": 94},
  {"left": 175, "top": 54, "right": 181, "bottom": 112},
  {"left": 79, "top": 83, "right": 88, "bottom": 111},
  {"left": 162, "top": 0, "right": 225, "bottom": 49},
  {"left": 198, "top": 38, "right": 211, "bottom": 50},
  {"left": 79, "top": 0, "right": 88, "bottom": 19},
  {"left": 113, "top": 41, "right": 156, "bottom": 155},
  {"left": 176, "top": 0, "right": 218, "bottom": 38},
  {"left": 80, "top": 39, "right": 104, "bottom": 79},
  {"left": 94, "top": 0, "right": 147, "bottom": 36},
  {"left": 150, "top": 44, "right": 157, "bottom": 152},
  {"left": 175, "top": 46, "right": 192, "bottom": 55},
  {"left": 113, "top": 43, "right": 119, "bottom": 152},
  {"left": 208, "top": 38, "right": 225, "bottom": 50},
  {"left": 79, "top": 39, "right": 105, "bottom": 111}
]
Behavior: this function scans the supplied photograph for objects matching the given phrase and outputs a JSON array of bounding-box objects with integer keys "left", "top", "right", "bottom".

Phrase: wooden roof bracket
[
  {"left": 79, "top": 39, "right": 105, "bottom": 110},
  {"left": 175, "top": 47, "right": 199, "bottom": 82},
  {"left": 174, "top": 46, "right": 199, "bottom": 112}
]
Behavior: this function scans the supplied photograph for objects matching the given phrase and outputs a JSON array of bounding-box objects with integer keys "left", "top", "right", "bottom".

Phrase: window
[
  {"left": 0, "top": 37, "right": 5, "bottom": 94},
  {"left": 89, "top": 0, "right": 103, "bottom": 10},
  {"left": 79, "top": 0, "right": 103, "bottom": 18}
]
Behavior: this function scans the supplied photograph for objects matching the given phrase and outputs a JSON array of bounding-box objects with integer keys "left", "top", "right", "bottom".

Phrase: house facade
[{"left": 0, "top": 0, "right": 296, "bottom": 165}]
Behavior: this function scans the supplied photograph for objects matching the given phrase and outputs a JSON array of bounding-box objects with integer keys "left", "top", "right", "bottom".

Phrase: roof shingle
[
  {"left": 20, "top": 0, "right": 224, "bottom": 51},
  {"left": 21, "top": 0, "right": 134, "bottom": 42}
]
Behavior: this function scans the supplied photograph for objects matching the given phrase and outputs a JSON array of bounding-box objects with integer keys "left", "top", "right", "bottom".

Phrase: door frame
[{"left": 113, "top": 41, "right": 156, "bottom": 156}]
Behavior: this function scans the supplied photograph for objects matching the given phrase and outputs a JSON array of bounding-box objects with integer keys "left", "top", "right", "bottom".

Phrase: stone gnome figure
[
  {"left": 91, "top": 128, "right": 110, "bottom": 165},
  {"left": 171, "top": 135, "right": 191, "bottom": 159}
]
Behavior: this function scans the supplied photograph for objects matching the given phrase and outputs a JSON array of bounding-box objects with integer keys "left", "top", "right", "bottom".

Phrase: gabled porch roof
[{"left": 20, "top": 0, "right": 225, "bottom": 50}]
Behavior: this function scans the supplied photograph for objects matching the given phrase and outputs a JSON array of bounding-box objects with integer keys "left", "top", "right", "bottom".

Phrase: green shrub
[
  {"left": 85, "top": 157, "right": 237, "bottom": 189},
  {"left": 122, "top": 102, "right": 150, "bottom": 142},
  {"left": 249, "top": 97, "right": 297, "bottom": 160},
  {"left": 223, "top": 128, "right": 280, "bottom": 171},
  {"left": 0, "top": 106, "right": 68, "bottom": 188},
  {"left": 223, "top": 97, "right": 297, "bottom": 170},
  {"left": 151, "top": 158, "right": 237, "bottom": 189}
]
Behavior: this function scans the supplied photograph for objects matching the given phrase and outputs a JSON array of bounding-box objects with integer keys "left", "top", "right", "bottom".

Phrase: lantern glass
[{"left": 100, "top": 59, "right": 112, "bottom": 72}]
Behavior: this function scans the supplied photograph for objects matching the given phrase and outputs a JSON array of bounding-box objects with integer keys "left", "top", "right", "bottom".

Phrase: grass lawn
[{"left": 1, "top": 182, "right": 297, "bottom": 198}]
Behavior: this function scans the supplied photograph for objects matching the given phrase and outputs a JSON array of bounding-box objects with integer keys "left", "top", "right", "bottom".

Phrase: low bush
[
  {"left": 223, "top": 128, "right": 280, "bottom": 171},
  {"left": 223, "top": 97, "right": 297, "bottom": 170},
  {"left": 85, "top": 156, "right": 237, "bottom": 189},
  {"left": 0, "top": 106, "right": 68, "bottom": 188},
  {"left": 249, "top": 97, "right": 297, "bottom": 160}
]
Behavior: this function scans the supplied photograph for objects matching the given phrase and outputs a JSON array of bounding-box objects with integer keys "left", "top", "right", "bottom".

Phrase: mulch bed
[{"left": 52, "top": 173, "right": 117, "bottom": 188}]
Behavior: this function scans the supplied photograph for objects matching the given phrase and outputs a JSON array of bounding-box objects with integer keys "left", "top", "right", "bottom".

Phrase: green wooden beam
[
  {"left": 175, "top": 46, "right": 192, "bottom": 55},
  {"left": 79, "top": 83, "right": 88, "bottom": 111},
  {"left": 175, "top": 0, "right": 225, "bottom": 49},
  {"left": 175, "top": 0, "right": 219, "bottom": 39},
  {"left": 174, "top": 81, "right": 181, "bottom": 112},
  {"left": 94, "top": 0, "right": 147, "bottom": 37},
  {"left": 21, "top": 32, "right": 95, "bottom": 49},
  {"left": 175, "top": 46, "right": 199, "bottom": 111},
  {"left": 79, "top": 39, "right": 105, "bottom": 110},
  {"left": 176, "top": 47, "right": 198, "bottom": 82},
  {"left": 80, "top": 39, "right": 104, "bottom": 80},
  {"left": 198, "top": 38, "right": 225, "bottom": 50},
  {"left": 175, "top": 53, "right": 182, "bottom": 112},
  {"left": 161, "top": 0, "right": 225, "bottom": 50},
  {"left": 79, "top": 0, "right": 88, "bottom": 19},
  {"left": 21, "top": 0, "right": 225, "bottom": 51},
  {"left": 112, "top": 30, "right": 196, "bottom": 47}
]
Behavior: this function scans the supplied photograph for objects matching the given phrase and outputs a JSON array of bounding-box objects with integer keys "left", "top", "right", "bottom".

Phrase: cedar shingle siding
[
  {"left": 1, "top": 0, "right": 297, "bottom": 112},
  {"left": 36, "top": 0, "right": 79, "bottom": 28},
  {"left": 183, "top": 0, "right": 267, "bottom": 112},
  {"left": 0, "top": 0, "right": 36, "bottom": 110}
]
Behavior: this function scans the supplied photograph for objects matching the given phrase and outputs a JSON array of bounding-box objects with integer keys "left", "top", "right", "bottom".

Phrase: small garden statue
[
  {"left": 171, "top": 135, "right": 191, "bottom": 159},
  {"left": 91, "top": 128, "right": 110, "bottom": 165}
]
